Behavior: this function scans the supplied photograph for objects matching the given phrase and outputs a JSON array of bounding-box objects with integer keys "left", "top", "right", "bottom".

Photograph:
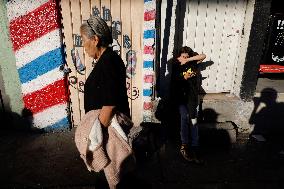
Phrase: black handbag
[{"left": 154, "top": 98, "right": 168, "bottom": 121}]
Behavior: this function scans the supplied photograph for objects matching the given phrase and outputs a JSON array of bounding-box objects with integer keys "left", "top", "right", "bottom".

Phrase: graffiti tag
[
  {"left": 73, "top": 34, "right": 82, "bottom": 47},
  {"left": 71, "top": 48, "right": 85, "bottom": 74},
  {"left": 126, "top": 50, "right": 137, "bottom": 78},
  {"left": 123, "top": 35, "right": 131, "bottom": 49},
  {"left": 102, "top": 6, "right": 111, "bottom": 21},
  {"left": 68, "top": 76, "right": 84, "bottom": 93},
  {"left": 126, "top": 81, "right": 139, "bottom": 100},
  {"left": 92, "top": 6, "right": 100, "bottom": 17},
  {"left": 112, "top": 21, "right": 121, "bottom": 39}
]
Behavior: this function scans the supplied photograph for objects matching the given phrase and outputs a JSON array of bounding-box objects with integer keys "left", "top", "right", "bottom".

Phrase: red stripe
[
  {"left": 143, "top": 102, "right": 153, "bottom": 110},
  {"left": 9, "top": 1, "right": 60, "bottom": 51},
  {"left": 23, "top": 79, "right": 68, "bottom": 114},
  {"left": 144, "top": 10, "right": 156, "bottom": 21},
  {"left": 144, "top": 75, "right": 154, "bottom": 83},
  {"left": 144, "top": 46, "right": 154, "bottom": 54}
]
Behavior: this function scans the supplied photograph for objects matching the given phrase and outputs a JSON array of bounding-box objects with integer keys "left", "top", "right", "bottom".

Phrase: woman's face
[
  {"left": 180, "top": 53, "right": 189, "bottom": 59},
  {"left": 81, "top": 31, "right": 99, "bottom": 59}
]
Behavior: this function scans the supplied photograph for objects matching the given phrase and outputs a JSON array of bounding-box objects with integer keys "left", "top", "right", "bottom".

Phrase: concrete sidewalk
[{"left": 1, "top": 124, "right": 284, "bottom": 189}]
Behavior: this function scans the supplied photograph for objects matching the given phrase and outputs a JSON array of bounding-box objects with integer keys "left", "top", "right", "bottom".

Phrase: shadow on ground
[{"left": 1, "top": 117, "right": 284, "bottom": 188}]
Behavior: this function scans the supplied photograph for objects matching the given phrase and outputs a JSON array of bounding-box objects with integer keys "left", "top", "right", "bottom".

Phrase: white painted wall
[
  {"left": 160, "top": 0, "right": 253, "bottom": 94},
  {"left": 231, "top": 0, "right": 255, "bottom": 97}
]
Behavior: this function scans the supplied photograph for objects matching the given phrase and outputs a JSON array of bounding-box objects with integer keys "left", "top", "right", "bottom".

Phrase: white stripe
[
  {"left": 143, "top": 110, "right": 152, "bottom": 116},
  {"left": 143, "top": 38, "right": 155, "bottom": 46},
  {"left": 21, "top": 68, "right": 64, "bottom": 95},
  {"left": 144, "top": 20, "right": 155, "bottom": 30},
  {"left": 143, "top": 67, "right": 155, "bottom": 72},
  {"left": 143, "top": 96, "right": 152, "bottom": 102},
  {"left": 143, "top": 69, "right": 154, "bottom": 75},
  {"left": 144, "top": 1, "right": 156, "bottom": 12},
  {"left": 143, "top": 54, "right": 155, "bottom": 61},
  {"left": 15, "top": 29, "right": 61, "bottom": 68},
  {"left": 143, "top": 83, "right": 153, "bottom": 89},
  {"left": 7, "top": 0, "right": 49, "bottom": 21},
  {"left": 32, "top": 103, "right": 68, "bottom": 129}
]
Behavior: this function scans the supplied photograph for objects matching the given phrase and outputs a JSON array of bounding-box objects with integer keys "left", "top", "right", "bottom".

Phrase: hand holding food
[{"left": 182, "top": 68, "right": 196, "bottom": 79}]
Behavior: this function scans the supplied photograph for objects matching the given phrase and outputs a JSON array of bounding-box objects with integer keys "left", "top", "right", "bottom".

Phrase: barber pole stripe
[
  {"left": 6, "top": 0, "right": 49, "bottom": 21},
  {"left": 143, "top": 0, "right": 156, "bottom": 122},
  {"left": 32, "top": 103, "right": 68, "bottom": 129},
  {"left": 144, "top": 0, "right": 156, "bottom": 12},
  {"left": 18, "top": 47, "right": 64, "bottom": 84},
  {"left": 44, "top": 117, "right": 70, "bottom": 132},
  {"left": 7, "top": 0, "right": 70, "bottom": 131},
  {"left": 143, "top": 61, "right": 153, "bottom": 68},
  {"left": 21, "top": 68, "right": 65, "bottom": 95},
  {"left": 15, "top": 30, "right": 61, "bottom": 69},
  {"left": 143, "top": 38, "right": 155, "bottom": 46},
  {"left": 144, "top": 10, "right": 156, "bottom": 21},
  {"left": 144, "top": 102, "right": 153, "bottom": 110},
  {"left": 144, "top": 29, "right": 155, "bottom": 38},
  {"left": 144, "top": 74, "right": 154, "bottom": 83},
  {"left": 144, "top": 54, "right": 155, "bottom": 61},
  {"left": 23, "top": 79, "right": 68, "bottom": 114},
  {"left": 143, "top": 83, "right": 153, "bottom": 90},
  {"left": 9, "top": 1, "right": 60, "bottom": 51},
  {"left": 144, "top": 46, "right": 155, "bottom": 55},
  {"left": 144, "top": 20, "right": 155, "bottom": 30}
]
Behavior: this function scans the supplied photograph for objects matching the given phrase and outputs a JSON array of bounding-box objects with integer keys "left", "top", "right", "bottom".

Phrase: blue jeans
[{"left": 179, "top": 104, "right": 199, "bottom": 147}]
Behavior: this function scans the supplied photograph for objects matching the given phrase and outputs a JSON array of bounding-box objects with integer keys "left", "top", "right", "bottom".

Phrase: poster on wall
[{"left": 260, "top": 13, "right": 284, "bottom": 73}]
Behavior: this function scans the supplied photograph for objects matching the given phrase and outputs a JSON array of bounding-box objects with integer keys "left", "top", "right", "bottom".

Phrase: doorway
[{"left": 256, "top": 0, "right": 284, "bottom": 95}]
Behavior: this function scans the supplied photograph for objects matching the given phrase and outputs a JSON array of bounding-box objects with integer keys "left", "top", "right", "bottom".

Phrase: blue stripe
[
  {"left": 143, "top": 89, "right": 152, "bottom": 96},
  {"left": 18, "top": 47, "right": 64, "bottom": 84},
  {"left": 43, "top": 117, "right": 70, "bottom": 132},
  {"left": 143, "top": 61, "right": 153, "bottom": 68},
  {"left": 144, "top": 0, "right": 152, "bottom": 2},
  {"left": 144, "top": 30, "right": 155, "bottom": 39}
]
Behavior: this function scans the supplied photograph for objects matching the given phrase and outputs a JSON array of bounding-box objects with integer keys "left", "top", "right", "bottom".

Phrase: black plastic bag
[
  {"left": 154, "top": 98, "right": 168, "bottom": 121},
  {"left": 131, "top": 122, "right": 165, "bottom": 164}
]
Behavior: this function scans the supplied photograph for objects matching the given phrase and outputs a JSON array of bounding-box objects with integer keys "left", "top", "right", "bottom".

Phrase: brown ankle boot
[{"left": 180, "top": 144, "right": 192, "bottom": 162}]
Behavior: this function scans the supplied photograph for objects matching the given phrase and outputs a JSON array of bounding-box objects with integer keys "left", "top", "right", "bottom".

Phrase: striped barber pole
[
  {"left": 143, "top": 0, "right": 156, "bottom": 122},
  {"left": 7, "top": 0, "right": 70, "bottom": 132}
]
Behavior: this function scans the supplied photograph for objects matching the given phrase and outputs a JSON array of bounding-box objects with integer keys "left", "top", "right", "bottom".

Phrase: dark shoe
[
  {"left": 180, "top": 144, "right": 192, "bottom": 162},
  {"left": 190, "top": 147, "right": 205, "bottom": 165},
  {"left": 192, "top": 156, "right": 204, "bottom": 165}
]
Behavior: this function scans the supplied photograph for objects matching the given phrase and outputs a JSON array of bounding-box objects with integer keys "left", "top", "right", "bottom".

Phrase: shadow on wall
[
  {"left": 0, "top": 64, "right": 39, "bottom": 133},
  {"left": 157, "top": 0, "right": 215, "bottom": 97},
  {"left": 0, "top": 107, "right": 43, "bottom": 134},
  {"left": 249, "top": 87, "right": 284, "bottom": 141},
  {"left": 0, "top": 65, "right": 7, "bottom": 112},
  {"left": 198, "top": 60, "right": 215, "bottom": 94}
]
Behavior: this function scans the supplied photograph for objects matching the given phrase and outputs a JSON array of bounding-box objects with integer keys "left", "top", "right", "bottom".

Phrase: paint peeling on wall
[
  {"left": 7, "top": 0, "right": 70, "bottom": 132},
  {"left": 143, "top": 0, "right": 156, "bottom": 122}
]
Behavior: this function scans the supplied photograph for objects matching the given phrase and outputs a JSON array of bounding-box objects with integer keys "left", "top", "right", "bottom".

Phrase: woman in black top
[
  {"left": 171, "top": 46, "right": 206, "bottom": 163},
  {"left": 80, "top": 16, "right": 130, "bottom": 127},
  {"left": 80, "top": 16, "right": 131, "bottom": 189}
]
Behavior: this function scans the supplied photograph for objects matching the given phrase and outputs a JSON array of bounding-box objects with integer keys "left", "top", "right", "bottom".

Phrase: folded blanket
[{"left": 75, "top": 110, "right": 135, "bottom": 188}]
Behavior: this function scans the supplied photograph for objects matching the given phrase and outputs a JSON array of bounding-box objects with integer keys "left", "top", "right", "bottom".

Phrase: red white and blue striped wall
[
  {"left": 143, "top": 0, "right": 156, "bottom": 122},
  {"left": 7, "top": 0, "right": 70, "bottom": 132}
]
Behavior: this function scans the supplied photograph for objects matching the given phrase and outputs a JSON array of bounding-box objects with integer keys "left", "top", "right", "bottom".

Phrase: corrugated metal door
[
  {"left": 160, "top": 0, "right": 247, "bottom": 93},
  {"left": 60, "top": 0, "right": 144, "bottom": 126}
]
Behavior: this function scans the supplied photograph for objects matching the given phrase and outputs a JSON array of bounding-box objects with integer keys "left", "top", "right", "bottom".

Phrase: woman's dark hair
[
  {"left": 80, "top": 16, "right": 112, "bottom": 47},
  {"left": 176, "top": 46, "right": 196, "bottom": 57}
]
